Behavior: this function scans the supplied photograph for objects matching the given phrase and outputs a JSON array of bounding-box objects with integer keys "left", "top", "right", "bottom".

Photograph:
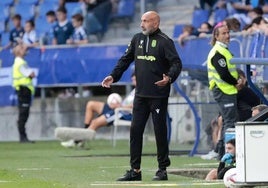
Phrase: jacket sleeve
[
  {"left": 164, "top": 39, "right": 182, "bottom": 83},
  {"left": 211, "top": 51, "right": 238, "bottom": 85},
  {"left": 110, "top": 36, "right": 136, "bottom": 83}
]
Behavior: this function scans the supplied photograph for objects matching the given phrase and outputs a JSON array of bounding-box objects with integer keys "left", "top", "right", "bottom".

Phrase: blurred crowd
[
  {"left": 178, "top": 0, "right": 268, "bottom": 45},
  {"left": 0, "top": 0, "right": 122, "bottom": 48}
]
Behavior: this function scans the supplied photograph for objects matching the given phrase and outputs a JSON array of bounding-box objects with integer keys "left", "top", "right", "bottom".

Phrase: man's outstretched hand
[{"left": 102, "top": 76, "right": 114, "bottom": 88}]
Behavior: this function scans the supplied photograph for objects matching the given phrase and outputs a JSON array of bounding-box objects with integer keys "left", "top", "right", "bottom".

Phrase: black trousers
[
  {"left": 212, "top": 87, "right": 237, "bottom": 159},
  {"left": 130, "top": 96, "right": 170, "bottom": 170},
  {"left": 16, "top": 86, "right": 32, "bottom": 140}
]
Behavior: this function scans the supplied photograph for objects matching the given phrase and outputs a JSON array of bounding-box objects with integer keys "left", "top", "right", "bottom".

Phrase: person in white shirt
[{"left": 22, "top": 20, "right": 38, "bottom": 47}]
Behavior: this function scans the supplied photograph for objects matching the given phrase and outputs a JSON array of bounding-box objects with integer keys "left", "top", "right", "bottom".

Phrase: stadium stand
[
  {"left": 214, "top": 8, "right": 229, "bottom": 25},
  {"left": 35, "top": 16, "right": 49, "bottom": 38},
  {"left": 0, "top": 0, "right": 14, "bottom": 6},
  {"left": 17, "top": 0, "right": 39, "bottom": 5},
  {"left": 65, "top": 2, "right": 82, "bottom": 19},
  {"left": 0, "top": 4, "right": 10, "bottom": 22},
  {"left": 13, "top": 3, "right": 36, "bottom": 20},
  {"left": 172, "top": 24, "right": 185, "bottom": 39},
  {"left": 191, "top": 9, "right": 210, "bottom": 29},
  {"left": 110, "top": 0, "right": 136, "bottom": 30},
  {"left": 37, "top": 1, "right": 58, "bottom": 18},
  {"left": 0, "top": 32, "right": 9, "bottom": 46},
  {"left": 0, "top": 21, "right": 5, "bottom": 34}
]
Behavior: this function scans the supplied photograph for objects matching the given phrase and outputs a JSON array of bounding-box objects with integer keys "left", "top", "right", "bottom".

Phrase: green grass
[{"left": 0, "top": 140, "right": 223, "bottom": 188}]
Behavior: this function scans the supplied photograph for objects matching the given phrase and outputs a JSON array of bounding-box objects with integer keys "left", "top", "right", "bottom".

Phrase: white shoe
[
  {"left": 201, "top": 150, "right": 218, "bottom": 160},
  {"left": 76, "top": 140, "right": 85, "bottom": 148},
  {"left": 61, "top": 140, "right": 76, "bottom": 148}
]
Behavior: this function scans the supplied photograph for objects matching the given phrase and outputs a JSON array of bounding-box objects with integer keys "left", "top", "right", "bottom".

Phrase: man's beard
[{"left": 142, "top": 28, "right": 153, "bottom": 35}]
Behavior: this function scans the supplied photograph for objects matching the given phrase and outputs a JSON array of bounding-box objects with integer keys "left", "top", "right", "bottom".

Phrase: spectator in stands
[
  {"left": 236, "top": 68, "right": 261, "bottom": 121},
  {"left": 199, "top": 0, "right": 218, "bottom": 10},
  {"left": 248, "top": 7, "right": 264, "bottom": 21},
  {"left": 5, "top": 14, "right": 24, "bottom": 49},
  {"left": 53, "top": 7, "right": 74, "bottom": 45},
  {"left": 243, "top": 16, "right": 267, "bottom": 34},
  {"left": 61, "top": 73, "right": 136, "bottom": 148},
  {"left": 228, "top": 0, "right": 253, "bottom": 15},
  {"left": 252, "top": 104, "right": 268, "bottom": 117},
  {"left": 177, "top": 24, "right": 196, "bottom": 46},
  {"left": 224, "top": 17, "right": 241, "bottom": 32},
  {"left": 22, "top": 20, "right": 38, "bottom": 48},
  {"left": 198, "top": 22, "right": 213, "bottom": 37},
  {"left": 259, "top": 17, "right": 268, "bottom": 34},
  {"left": 43, "top": 10, "right": 57, "bottom": 45},
  {"left": 262, "top": 0, "right": 268, "bottom": 13},
  {"left": 66, "top": 13, "right": 88, "bottom": 45},
  {"left": 83, "top": 0, "right": 112, "bottom": 36},
  {"left": 205, "top": 138, "right": 236, "bottom": 180},
  {"left": 227, "top": 0, "right": 265, "bottom": 26}
]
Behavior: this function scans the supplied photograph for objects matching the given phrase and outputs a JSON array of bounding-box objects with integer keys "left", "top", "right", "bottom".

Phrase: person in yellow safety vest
[
  {"left": 207, "top": 21, "right": 243, "bottom": 160},
  {"left": 12, "top": 44, "right": 35, "bottom": 143}
]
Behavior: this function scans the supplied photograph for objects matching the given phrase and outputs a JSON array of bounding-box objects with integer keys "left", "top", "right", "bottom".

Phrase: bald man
[
  {"left": 102, "top": 11, "right": 182, "bottom": 181},
  {"left": 12, "top": 44, "right": 35, "bottom": 143}
]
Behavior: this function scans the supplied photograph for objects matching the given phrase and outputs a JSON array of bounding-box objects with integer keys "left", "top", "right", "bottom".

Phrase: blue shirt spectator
[
  {"left": 71, "top": 26, "right": 87, "bottom": 42},
  {"left": 9, "top": 27, "right": 24, "bottom": 47},
  {"left": 53, "top": 21, "right": 74, "bottom": 45},
  {"left": 53, "top": 7, "right": 74, "bottom": 45},
  {"left": 7, "top": 14, "right": 24, "bottom": 48},
  {"left": 67, "top": 13, "right": 88, "bottom": 45},
  {"left": 44, "top": 10, "right": 57, "bottom": 45}
]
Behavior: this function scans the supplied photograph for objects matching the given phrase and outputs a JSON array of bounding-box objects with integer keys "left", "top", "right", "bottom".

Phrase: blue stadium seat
[
  {"left": 214, "top": 8, "right": 228, "bottom": 24},
  {"left": 0, "top": 0, "right": 14, "bottom": 6},
  {"left": 0, "top": 4, "right": 9, "bottom": 21},
  {"left": 38, "top": 1, "right": 58, "bottom": 18},
  {"left": 65, "top": 2, "right": 82, "bottom": 18},
  {"left": 35, "top": 16, "right": 49, "bottom": 36},
  {"left": 173, "top": 24, "right": 185, "bottom": 38},
  {"left": 110, "top": 0, "right": 135, "bottom": 29},
  {"left": 13, "top": 3, "right": 35, "bottom": 20},
  {"left": 17, "top": 0, "right": 39, "bottom": 5},
  {"left": 0, "top": 19, "right": 6, "bottom": 33},
  {"left": 41, "top": 0, "right": 58, "bottom": 4},
  {"left": 191, "top": 9, "right": 210, "bottom": 29},
  {"left": 112, "top": 0, "right": 135, "bottom": 19},
  {"left": 0, "top": 32, "right": 10, "bottom": 46}
]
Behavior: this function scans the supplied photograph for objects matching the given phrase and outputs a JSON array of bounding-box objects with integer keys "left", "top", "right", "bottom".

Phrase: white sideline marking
[
  {"left": 0, "top": 180, "right": 12, "bottom": 183},
  {"left": 17, "top": 168, "right": 50, "bottom": 171},
  {"left": 185, "top": 163, "right": 218, "bottom": 166},
  {"left": 99, "top": 166, "right": 129, "bottom": 169},
  {"left": 91, "top": 182, "right": 223, "bottom": 187}
]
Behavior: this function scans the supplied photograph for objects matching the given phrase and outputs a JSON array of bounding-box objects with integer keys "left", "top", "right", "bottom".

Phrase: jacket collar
[{"left": 216, "top": 41, "right": 228, "bottom": 49}]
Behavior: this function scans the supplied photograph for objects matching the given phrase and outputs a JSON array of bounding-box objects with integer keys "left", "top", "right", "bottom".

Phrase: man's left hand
[{"left": 154, "top": 74, "right": 170, "bottom": 86}]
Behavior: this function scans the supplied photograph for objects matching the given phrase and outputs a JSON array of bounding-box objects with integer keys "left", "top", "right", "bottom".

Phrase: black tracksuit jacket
[{"left": 110, "top": 29, "right": 182, "bottom": 98}]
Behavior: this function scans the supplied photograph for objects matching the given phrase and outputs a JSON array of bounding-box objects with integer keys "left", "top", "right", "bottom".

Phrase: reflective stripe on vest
[
  {"left": 12, "top": 57, "right": 34, "bottom": 94},
  {"left": 207, "top": 43, "right": 238, "bottom": 95}
]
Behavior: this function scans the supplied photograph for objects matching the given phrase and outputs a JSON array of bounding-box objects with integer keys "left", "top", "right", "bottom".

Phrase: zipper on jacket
[{"left": 146, "top": 35, "right": 149, "bottom": 53}]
